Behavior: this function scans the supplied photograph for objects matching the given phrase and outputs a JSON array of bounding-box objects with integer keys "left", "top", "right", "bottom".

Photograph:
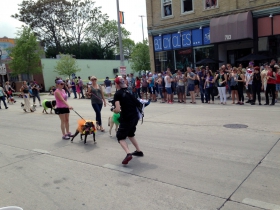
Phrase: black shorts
[
  {"left": 247, "top": 84, "right": 253, "bottom": 94},
  {"left": 230, "top": 85, "right": 238, "bottom": 91},
  {"left": 117, "top": 117, "right": 138, "bottom": 141},
  {"left": 55, "top": 107, "right": 70, "bottom": 115},
  {"left": 142, "top": 87, "right": 148, "bottom": 93},
  {"left": 194, "top": 80, "right": 199, "bottom": 86}
]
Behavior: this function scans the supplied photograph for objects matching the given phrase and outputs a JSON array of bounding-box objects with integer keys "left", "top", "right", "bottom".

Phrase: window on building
[
  {"left": 204, "top": 0, "right": 218, "bottom": 9},
  {"left": 182, "top": 0, "right": 193, "bottom": 13},
  {"left": 162, "top": 0, "right": 172, "bottom": 17}
]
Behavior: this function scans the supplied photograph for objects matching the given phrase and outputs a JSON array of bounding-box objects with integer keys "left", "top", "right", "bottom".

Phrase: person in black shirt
[
  {"left": 113, "top": 77, "right": 144, "bottom": 165},
  {"left": 251, "top": 66, "right": 262, "bottom": 105}
]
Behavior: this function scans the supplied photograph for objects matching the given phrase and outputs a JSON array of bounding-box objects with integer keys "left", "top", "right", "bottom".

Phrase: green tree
[
  {"left": 9, "top": 27, "right": 43, "bottom": 80},
  {"left": 12, "top": 0, "right": 106, "bottom": 55},
  {"left": 54, "top": 53, "right": 81, "bottom": 79},
  {"left": 86, "top": 19, "right": 130, "bottom": 53},
  {"left": 130, "top": 40, "right": 150, "bottom": 72},
  {"left": 118, "top": 38, "right": 135, "bottom": 59}
]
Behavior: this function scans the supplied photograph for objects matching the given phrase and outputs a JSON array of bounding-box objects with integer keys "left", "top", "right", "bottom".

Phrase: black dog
[
  {"left": 71, "top": 121, "right": 96, "bottom": 144},
  {"left": 42, "top": 100, "right": 56, "bottom": 114}
]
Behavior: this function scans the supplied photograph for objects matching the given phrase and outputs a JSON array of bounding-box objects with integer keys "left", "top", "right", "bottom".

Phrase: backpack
[{"left": 122, "top": 90, "right": 145, "bottom": 124}]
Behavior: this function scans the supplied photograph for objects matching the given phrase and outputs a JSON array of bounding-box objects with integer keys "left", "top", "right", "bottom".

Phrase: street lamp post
[
  {"left": 139, "top": 15, "right": 145, "bottom": 43},
  {"left": 116, "top": 0, "right": 124, "bottom": 67}
]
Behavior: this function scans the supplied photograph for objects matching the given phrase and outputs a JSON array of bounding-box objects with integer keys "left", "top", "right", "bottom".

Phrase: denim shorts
[
  {"left": 165, "top": 87, "right": 172, "bottom": 94},
  {"left": 276, "top": 84, "right": 280, "bottom": 91},
  {"left": 188, "top": 84, "right": 195, "bottom": 91}
]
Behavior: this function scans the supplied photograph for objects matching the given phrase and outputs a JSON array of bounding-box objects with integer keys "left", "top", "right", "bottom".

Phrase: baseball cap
[{"left": 115, "top": 77, "right": 127, "bottom": 88}]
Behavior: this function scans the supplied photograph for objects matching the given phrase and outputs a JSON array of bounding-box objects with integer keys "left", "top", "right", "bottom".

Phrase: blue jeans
[
  {"left": 158, "top": 87, "right": 163, "bottom": 98},
  {"left": 0, "top": 96, "right": 7, "bottom": 108},
  {"left": 199, "top": 85, "right": 205, "bottom": 102},
  {"left": 33, "top": 93, "right": 41, "bottom": 104},
  {"left": 72, "top": 89, "right": 77, "bottom": 98},
  {"left": 91, "top": 103, "right": 103, "bottom": 126}
]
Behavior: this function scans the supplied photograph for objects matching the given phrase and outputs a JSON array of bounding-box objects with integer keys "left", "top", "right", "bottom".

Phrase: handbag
[{"left": 213, "top": 85, "right": 218, "bottom": 96}]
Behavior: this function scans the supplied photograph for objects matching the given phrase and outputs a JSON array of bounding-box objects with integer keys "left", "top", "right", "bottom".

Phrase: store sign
[
  {"left": 203, "top": 27, "right": 210, "bottom": 45},
  {"left": 192, "top": 29, "right": 202, "bottom": 46},
  {"left": 163, "top": 34, "right": 172, "bottom": 50},
  {"left": 225, "top": 35, "right": 232, "bottom": 40},
  {"left": 172, "top": 33, "right": 181, "bottom": 49},
  {"left": 153, "top": 27, "right": 211, "bottom": 52},
  {"left": 153, "top": 36, "right": 162, "bottom": 52},
  {"left": 181, "top": 30, "right": 192, "bottom": 48}
]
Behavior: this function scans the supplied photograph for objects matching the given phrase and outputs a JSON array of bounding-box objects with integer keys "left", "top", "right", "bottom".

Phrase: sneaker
[
  {"left": 66, "top": 132, "right": 72, "bottom": 137},
  {"left": 62, "top": 135, "right": 70, "bottom": 140},
  {"left": 0, "top": 106, "right": 1, "bottom": 109},
  {"left": 5, "top": 107, "right": 8, "bottom": 109},
  {"left": 131, "top": 150, "right": 144, "bottom": 157},
  {"left": 122, "top": 154, "right": 132, "bottom": 165}
]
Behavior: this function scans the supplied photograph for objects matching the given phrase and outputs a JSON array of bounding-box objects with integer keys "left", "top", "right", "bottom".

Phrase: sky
[{"left": 0, "top": 0, "right": 148, "bottom": 44}]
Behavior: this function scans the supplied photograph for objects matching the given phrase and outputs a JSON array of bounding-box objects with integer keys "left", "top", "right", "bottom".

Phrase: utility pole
[
  {"left": 116, "top": 0, "right": 124, "bottom": 67},
  {"left": 139, "top": 15, "right": 145, "bottom": 42}
]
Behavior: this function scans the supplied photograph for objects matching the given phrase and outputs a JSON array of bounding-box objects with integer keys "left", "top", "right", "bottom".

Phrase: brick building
[{"left": 146, "top": 0, "right": 280, "bottom": 72}]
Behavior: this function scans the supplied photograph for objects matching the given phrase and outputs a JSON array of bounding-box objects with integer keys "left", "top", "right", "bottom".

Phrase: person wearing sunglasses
[{"left": 54, "top": 79, "right": 73, "bottom": 140}]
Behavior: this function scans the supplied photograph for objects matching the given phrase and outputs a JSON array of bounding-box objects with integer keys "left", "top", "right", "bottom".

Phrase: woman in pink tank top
[{"left": 54, "top": 79, "right": 73, "bottom": 140}]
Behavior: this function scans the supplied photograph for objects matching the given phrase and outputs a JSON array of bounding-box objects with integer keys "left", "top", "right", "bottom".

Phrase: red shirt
[
  {"left": 267, "top": 71, "right": 276, "bottom": 84},
  {"left": 136, "top": 80, "right": 141, "bottom": 89},
  {"left": 276, "top": 74, "right": 280, "bottom": 84}
]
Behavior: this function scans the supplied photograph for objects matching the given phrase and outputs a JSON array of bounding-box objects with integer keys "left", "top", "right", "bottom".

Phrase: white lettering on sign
[
  {"left": 172, "top": 35, "right": 180, "bottom": 48},
  {"left": 225, "top": 35, "right": 231, "bottom": 40},
  {"left": 163, "top": 37, "right": 171, "bottom": 49},
  {"left": 154, "top": 38, "right": 162, "bottom": 51},
  {"left": 182, "top": 33, "right": 191, "bottom": 46}
]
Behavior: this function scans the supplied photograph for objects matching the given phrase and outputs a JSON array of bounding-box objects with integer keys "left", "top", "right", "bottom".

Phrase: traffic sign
[{"left": 120, "top": 66, "right": 126, "bottom": 75}]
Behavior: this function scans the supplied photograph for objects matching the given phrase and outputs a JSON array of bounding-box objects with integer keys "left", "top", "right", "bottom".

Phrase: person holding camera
[{"left": 113, "top": 77, "right": 144, "bottom": 165}]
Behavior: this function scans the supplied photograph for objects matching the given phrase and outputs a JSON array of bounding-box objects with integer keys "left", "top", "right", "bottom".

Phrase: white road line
[
  {"left": 32, "top": 149, "right": 50, "bottom": 154},
  {"left": 103, "top": 164, "right": 133, "bottom": 173},
  {"left": 242, "top": 198, "right": 280, "bottom": 210}
]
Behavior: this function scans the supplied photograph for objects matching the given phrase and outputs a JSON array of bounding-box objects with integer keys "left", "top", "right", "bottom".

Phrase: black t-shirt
[
  {"left": 32, "top": 85, "right": 39, "bottom": 94},
  {"left": 114, "top": 88, "right": 138, "bottom": 121}
]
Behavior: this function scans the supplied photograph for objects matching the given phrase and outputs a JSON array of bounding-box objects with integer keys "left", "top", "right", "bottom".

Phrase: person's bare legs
[
  {"left": 190, "top": 91, "right": 195, "bottom": 103},
  {"left": 59, "top": 114, "right": 66, "bottom": 136},
  {"left": 65, "top": 113, "right": 70, "bottom": 134},
  {"left": 232, "top": 91, "right": 235, "bottom": 103},
  {"left": 119, "top": 140, "right": 130, "bottom": 154},
  {"left": 128, "top": 136, "right": 141, "bottom": 151}
]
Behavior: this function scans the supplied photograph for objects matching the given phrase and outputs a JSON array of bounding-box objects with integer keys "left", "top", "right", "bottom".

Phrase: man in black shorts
[{"left": 113, "top": 77, "right": 144, "bottom": 165}]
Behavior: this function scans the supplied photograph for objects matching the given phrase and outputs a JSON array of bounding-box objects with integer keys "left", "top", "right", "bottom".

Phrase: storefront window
[
  {"left": 155, "top": 51, "right": 174, "bottom": 73},
  {"left": 175, "top": 49, "right": 193, "bottom": 72},
  {"left": 194, "top": 46, "right": 215, "bottom": 64},
  {"left": 258, "top": 35, "right": 280, "bottom": 61}
]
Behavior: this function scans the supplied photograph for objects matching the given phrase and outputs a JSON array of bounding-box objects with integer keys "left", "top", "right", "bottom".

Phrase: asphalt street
[{"left": 0, "top": 94, "right": 279, "bottom": 210}]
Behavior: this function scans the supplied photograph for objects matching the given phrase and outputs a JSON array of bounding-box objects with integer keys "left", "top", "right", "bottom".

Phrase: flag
[{"left": 119, "top": 11, "right": 124, "bottom": 24}]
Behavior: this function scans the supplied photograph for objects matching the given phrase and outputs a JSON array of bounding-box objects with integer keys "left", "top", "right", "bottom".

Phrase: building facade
[{"left": 146, "top": 0, "right": 280, "bottom": 72}]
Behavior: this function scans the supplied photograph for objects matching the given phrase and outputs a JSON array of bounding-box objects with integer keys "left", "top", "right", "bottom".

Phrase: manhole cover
[{"left": 223, "top": 124, "right": 248, "bottom": 129}]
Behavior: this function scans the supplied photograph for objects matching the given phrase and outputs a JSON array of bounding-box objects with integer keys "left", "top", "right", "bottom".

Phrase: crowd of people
[{"left": 120, "top": 59, "right": 279, "bottom": 106}]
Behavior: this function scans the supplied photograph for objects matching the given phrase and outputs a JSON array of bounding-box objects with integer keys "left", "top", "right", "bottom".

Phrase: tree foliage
[
  {"left": 9, "top": 27, "right": 43, "bottom": 80},
  {"left": 54, "top": 53, "right": 81, "bottom": 78},
  {"left": 86, "top": 19, "right": 130, "bottom": 53},
  {"left": 118, "top": 38, "right": 135, "bottom": 59},
  {"left": 12, "top": 0, "right": 107, "bottom": 55},
  {"left": 130, "top": 40, "right": 150, "bottom": 72}
]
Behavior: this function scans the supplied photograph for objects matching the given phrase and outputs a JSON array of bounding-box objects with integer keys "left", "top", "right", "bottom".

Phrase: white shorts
[{"left": 105, "top": 86, "right": 111, "bottom": 94}]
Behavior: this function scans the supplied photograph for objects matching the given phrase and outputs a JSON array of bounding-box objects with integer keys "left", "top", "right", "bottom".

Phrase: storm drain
[{"left": 223, "top": 124, "right": 248, "bottom": 129}]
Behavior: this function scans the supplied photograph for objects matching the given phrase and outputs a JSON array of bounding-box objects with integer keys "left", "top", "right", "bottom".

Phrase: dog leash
[{"left": 72, "top": 109, "right": 87, "bottom": 122}]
